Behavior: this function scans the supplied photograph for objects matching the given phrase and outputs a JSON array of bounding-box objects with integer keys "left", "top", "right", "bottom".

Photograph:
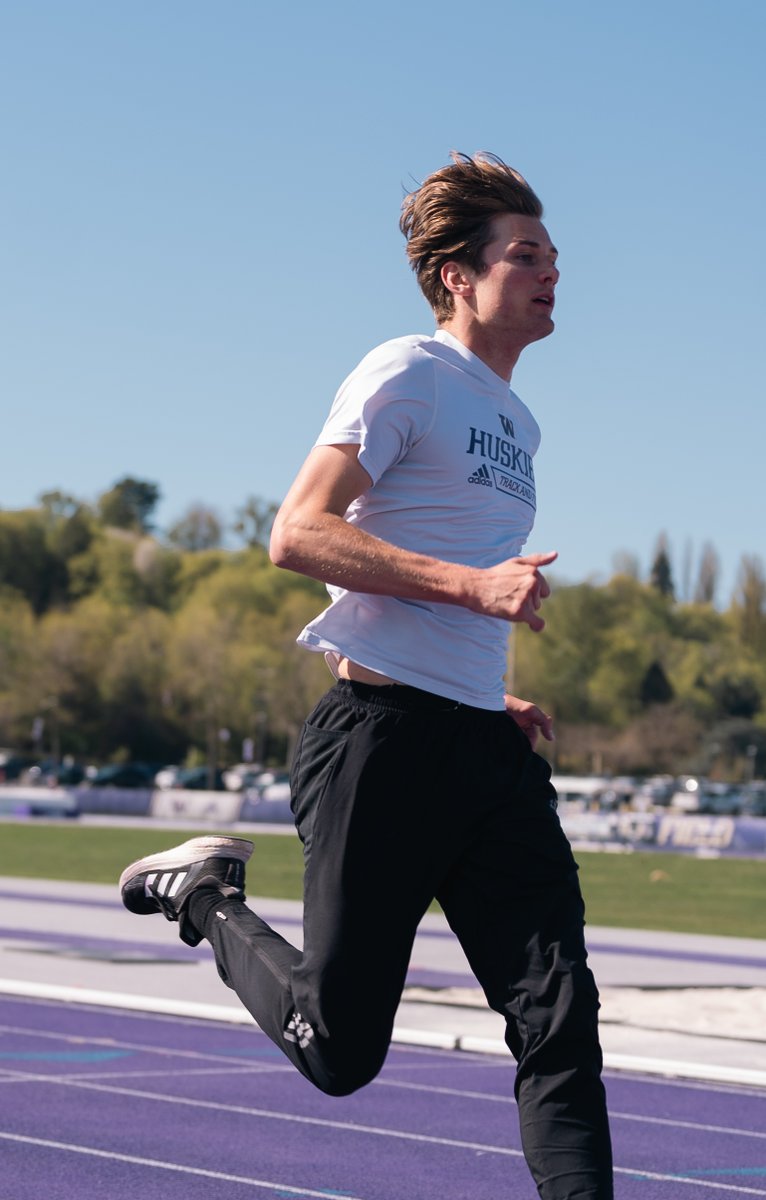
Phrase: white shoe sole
[{"left": 119, "top": 836, "right": 253, "bottom": 891}]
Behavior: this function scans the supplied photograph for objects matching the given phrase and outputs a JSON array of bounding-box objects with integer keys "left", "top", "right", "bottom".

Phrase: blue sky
[{"left": 2, "top": 0, "right": 764, "bottom": 607}]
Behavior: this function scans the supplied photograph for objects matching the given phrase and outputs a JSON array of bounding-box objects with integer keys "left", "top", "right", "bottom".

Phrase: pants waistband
[{"left": 334, "top": 678, "right": 464, "bottom": 713}]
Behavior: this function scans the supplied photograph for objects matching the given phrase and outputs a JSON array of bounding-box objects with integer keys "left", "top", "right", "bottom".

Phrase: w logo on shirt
[
  {"left": 467, "top": 463, "right": 493, "bottom": 487},
  {"left": 498, "top": 414, "right": 515, "bottom": 438}
]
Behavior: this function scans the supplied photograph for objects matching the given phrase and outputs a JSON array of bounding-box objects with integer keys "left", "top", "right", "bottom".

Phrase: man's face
[{"left": 464, "top": 212, "right": 559, "bottom": 349}]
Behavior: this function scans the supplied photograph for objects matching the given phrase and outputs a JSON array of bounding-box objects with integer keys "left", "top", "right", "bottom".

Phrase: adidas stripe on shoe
[{"left": 119, "top": 836, "right": 253, "bottom": 947}]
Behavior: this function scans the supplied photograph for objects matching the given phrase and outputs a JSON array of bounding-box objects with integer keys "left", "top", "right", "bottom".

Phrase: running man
[{"left": 120, "top": 152, "right": 613, "bottom": 1199}]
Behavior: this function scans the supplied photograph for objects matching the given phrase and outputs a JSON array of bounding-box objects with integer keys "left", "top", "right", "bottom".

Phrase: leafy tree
[
  {"left": 38, "top": 490, "right": 83, "bottom": 520},
  {"left": 68, "top": 531, "right": 145, "bottom": 607},
  {"left": 173, "top": 548, "right": 231, "bottom": 606},
  {"left": 582, "top": 575, "right": 677, "bottom": 724},
  {"left": 732, "top": 554, "right": 766, "bottom": 656},
  {"left": 679, "top": 537, "right": 693, "bottom": 604},
  {"left": 0, "top": 510, "right": 68, "bottom": 612},
  {"left": 132, "top": 538, "right": 182, "bottom": 610},
  {"left": 36, "top": 491, "right": 95, "bottom": 582},
  {"left": 694, "top": 542, "right": 720, "bottom": 606},
  {"left": 702, "top": 718, "right": 766, "bottom": 780},
  {"left": 608, "top": 703, "right": 704, "bottom": 775},
  {"left": 29, "top": 598, "right": 129, "bottom": 758},
  {"left": 186, "top": 547, "right": 325, "bottom": 624},
  {"left": 710, "top": 674, "right": 762, "bottom": 720},
  {"left": 98, "top": 608, "right": 183, "bottom": 762},
  {"left": 48, "top": 506, "right": 94, "bottom": 564},
  {"left": 163, "top": 554, "right": 329, "bottom": 770},
  {"left": 4, "top": 481, "right": 766, "bottom": 774},
  {"left": 610, "top": 551, "right": 641, "bottom": 580},
  {"left": 98, "top": 477, "right": 161, "bottom": 533},
  {"left": 513, "top": 581, "right": 614, "bottom": 722},
  {"left": 165, "top": 600, "right": 251, "bottom": 781},
  {"left": 649, "top": 533, "right": 675, "bottom": 599},
  {"left": 639, "top": 660, "right": 674, "bottom": 707},
  {"left": 67, "top": 530, "right": 181, "bottom": 611},
  {"left": 167, "top": 504, "right": 223, "bottom": 552},
  {"left": 0, "top": 588, "right": 38, "bottom": 747},
  {"left": 673, "top": 601, "right": 728, "bottom": 645},
  {"left": 233, "top": 496, "right": 279, "bottom": 549}
]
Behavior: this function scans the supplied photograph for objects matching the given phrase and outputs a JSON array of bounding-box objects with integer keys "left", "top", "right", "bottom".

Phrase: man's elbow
[
  {"left": 269, "top": 517, "right": 291, "bottom": 569},
  {"left": 269, "top": 511, "right": 304, "bottom": 571}
]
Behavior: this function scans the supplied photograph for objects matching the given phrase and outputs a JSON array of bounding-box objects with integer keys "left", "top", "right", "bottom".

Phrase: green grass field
[{"left": 1, "top": 822, "right": 764, "bottom": 939}]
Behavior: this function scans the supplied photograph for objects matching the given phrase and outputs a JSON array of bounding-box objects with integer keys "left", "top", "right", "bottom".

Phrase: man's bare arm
[{"left": 270, "top": 444, "right": 557, "bottom": 631}]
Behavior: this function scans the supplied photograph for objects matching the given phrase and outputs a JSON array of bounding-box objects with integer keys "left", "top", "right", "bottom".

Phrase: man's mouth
[{"left": 533, "top": 294, "right": 554, "bottom": 309}]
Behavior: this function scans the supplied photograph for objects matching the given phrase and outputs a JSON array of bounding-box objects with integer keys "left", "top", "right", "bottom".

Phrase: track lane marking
[
  {"left": 0, "top": 1131, "right": 365, "bottom": 1198},
  {"left": 2, "top": 1070, "right": 766, "bottom": 1193},
  {"left": 3, "top": 1040, "right": 765, "bottom": 1145},
  {"left": 610, "top": 1110, "right": 766, "bottom": 1139},
  {"left": 620, "top": 1166, "right": 766, "bottom": 1195},
  {"left": 0, "top": 1074, "right": 529, "bottom": 1156},
  {"left": 0, "top": 1020, "right": 267, "bottom": 1063},
  {"left": 378, "top": 1080, "right": 766, "bottom": 1142}
]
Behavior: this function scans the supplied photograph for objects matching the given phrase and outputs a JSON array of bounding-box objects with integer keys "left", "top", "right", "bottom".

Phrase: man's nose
[{"left": 540, "top": 262, "right": 560, "bottom": 284}]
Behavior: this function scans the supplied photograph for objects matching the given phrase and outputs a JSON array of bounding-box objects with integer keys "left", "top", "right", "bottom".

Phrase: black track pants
[{"left": 192, "top": 680, "right": 613, "bottom": 1200}]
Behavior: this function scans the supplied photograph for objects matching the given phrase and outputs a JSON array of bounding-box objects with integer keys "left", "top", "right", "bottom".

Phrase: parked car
[
  {"left": 25, "top": 760, "right": 86, "bottom": 787},
  {"left": 631, "top": 775, "right": 677, "bottom": 810},
  {"left": 669, "top": 777, "right": 745, "bottom": 815},
  {"left": 0, "top": 751, "right": 37, "bottom": 783},
  {"left": 550, "top": 775, "right": 610, "bottom": 809},
  {"left": 119, "top": 763, "right": 227, "bottom": 791},
  {"left": 240, "top": 769, "right": 292, "bottom": 822},
  {"left": 174, "top": 765, "right": 225, "bottom": 791},
  {"left": 222, "top": 763, "right": 265, "bottom": 791},
  {"left": 257, "top": 770, "right": 290, "bottom": 801},
  {"left": 153, "top": 765, "right": 183, "bottom": 789},
  {"left": 86, "top": 762, "right": 157, "bottom": 789},
  {"left": 741, "top": 783, "right": 766, "bottom": 817}
]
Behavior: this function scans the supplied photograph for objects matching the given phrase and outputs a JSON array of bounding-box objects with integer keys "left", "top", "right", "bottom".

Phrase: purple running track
[{"left": 1, "top": 996, "right": 765, "bottom": 1199}]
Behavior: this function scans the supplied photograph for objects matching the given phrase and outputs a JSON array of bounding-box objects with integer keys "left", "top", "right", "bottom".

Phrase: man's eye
[{"left": 516, "top": 254, "right": 535, "bottom": 263}]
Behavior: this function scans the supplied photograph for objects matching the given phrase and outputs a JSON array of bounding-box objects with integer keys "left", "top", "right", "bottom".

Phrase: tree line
[
  {"left": 0, "top": 477, "right": 764, "bottom": 780},
  {"left": 514, "top": 539, "right": 766, "bottom": 780}
]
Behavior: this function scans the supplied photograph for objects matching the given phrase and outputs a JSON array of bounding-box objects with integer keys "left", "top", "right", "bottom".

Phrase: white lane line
[
  {"left": 615, "top": 1166, "right": 766, "bottom": 1196},
  {"left": 0, "top": 1064, "right": 289, "bottom": 1084},
  {"left": 0, "top": 1071, "right": 526, "bottom": 1156},
  {"left": 4, "top": 978, "right": 766, "bottom": 1088},
  {"left": 379, "top": 1080, "right": 766, "bottom": 1140},
  {"left": 3, "top": 1010, "right": 765, "bottom": 1142},
  {"left": 2, "top": 1107, "right": 765, "bottom": 1197},
  {"left": 610, "top": 1110, "right": 766, "bottom": 1139},
  {"left": 377, "top": 1077, "right": 514, "bottom": 1103},
  {"left": 604, "top": 1052, "right": 766, "bottom": 1089},
  {"left": 0, "top": 1131, "right": 364, "bottom": 1198},
  {"left": 5, "top": 1057, "right": 763, "bottom": 1147},
  {"left": 0, "top": 1020, "right": 272, "bottom": 1065},
  {"left": 2, "top": 1072, "right": 764, "bottom": 1193}
]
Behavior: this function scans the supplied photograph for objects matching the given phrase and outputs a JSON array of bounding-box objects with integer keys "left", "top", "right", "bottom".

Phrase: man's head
[{"left": 400, "top": 151, "right": 544, "bottom": 323}]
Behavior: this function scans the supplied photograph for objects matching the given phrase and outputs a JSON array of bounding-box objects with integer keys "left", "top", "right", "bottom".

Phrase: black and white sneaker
[{"left": 119, "top": 836, "right": 254, "bottom": 947}]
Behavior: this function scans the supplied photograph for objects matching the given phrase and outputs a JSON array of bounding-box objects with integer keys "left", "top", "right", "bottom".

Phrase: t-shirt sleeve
[{"left": 314, "top": 342, "right": 436, "bottom": 485}]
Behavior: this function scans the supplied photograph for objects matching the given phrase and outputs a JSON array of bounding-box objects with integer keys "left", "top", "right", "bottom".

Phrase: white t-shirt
[{"left": 297, "top": 329, "right": 542, "bottom": 710}]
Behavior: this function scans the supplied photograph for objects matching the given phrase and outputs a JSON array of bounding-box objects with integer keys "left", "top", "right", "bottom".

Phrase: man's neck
[{"left": 439, "top": 317, "right": 521, "bottom": 382}]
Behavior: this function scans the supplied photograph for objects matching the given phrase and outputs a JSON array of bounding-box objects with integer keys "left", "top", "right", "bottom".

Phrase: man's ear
[{"left": 440, "top": 260, "right": 474, "bottom": 298}]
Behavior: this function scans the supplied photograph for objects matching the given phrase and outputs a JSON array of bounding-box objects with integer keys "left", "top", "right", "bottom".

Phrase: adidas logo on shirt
[{"left": 467, "top": 463, "right": 493, "bottom": 486}]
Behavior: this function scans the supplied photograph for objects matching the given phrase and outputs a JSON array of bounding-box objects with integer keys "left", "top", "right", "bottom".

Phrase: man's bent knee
[{"left": 296, "top": 1029, "right": 389, "bottom": 1096}]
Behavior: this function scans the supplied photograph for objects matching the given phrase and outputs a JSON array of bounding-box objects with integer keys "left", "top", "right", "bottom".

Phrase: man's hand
[
  {"left": 504, "top": 694, "right": 554, "bottom": 750},
  {"left": 468, "top": 551, "right": 558, "bottom": 630}
]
